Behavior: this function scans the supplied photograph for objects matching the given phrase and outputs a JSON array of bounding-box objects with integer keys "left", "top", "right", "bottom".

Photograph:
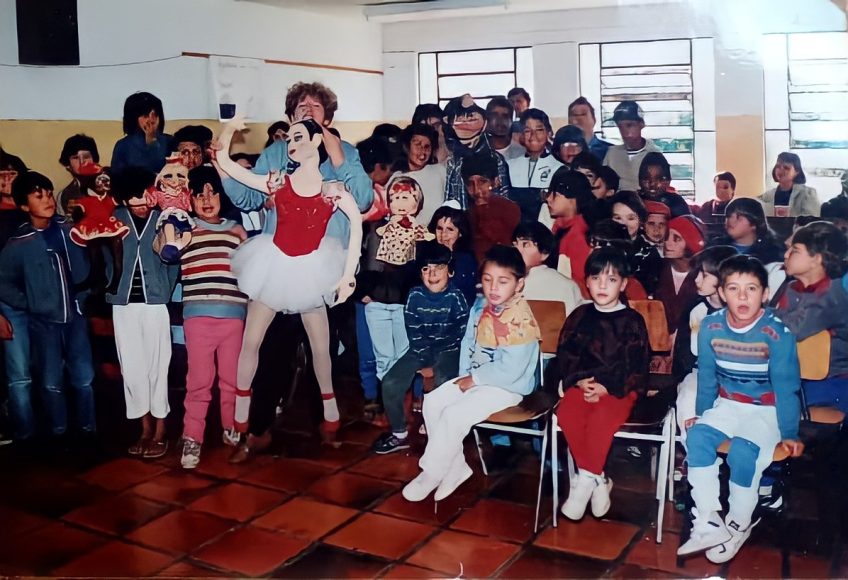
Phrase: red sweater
[
  {"left": 554, "top": 215, "right": 592, "bottom": 298},
  {"left": 470, "top": 195, "right": 521, "bottom": 263}
]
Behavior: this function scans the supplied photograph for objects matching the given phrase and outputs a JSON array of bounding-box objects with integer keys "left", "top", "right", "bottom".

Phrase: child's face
[
  {"left": 434, "top": 217, "right": 460, "bottom": 250},
  {"left": 774, "top": 161, "right": 798, "bottom": 185},
  {"left": 407, "top": 135, "right": 432, "bottom": 171},
  {"left": 592, "top": 176, "right": 613, "bottom": 199},
  {"left": 466, "top": 175, "right": 495, "bottom": 206},
  {"left": 481, "top": 263, "right": 523, "bottom": 307},
  {"left": 545, "top": 191, "right": 576, "bottom": 219},
  {"left": 388, "top": 184, "right": 420, "bottom": 216},
  {"left": 177, "top": 142, "right": 204, "bottom": 170},
  {"left": 725, "top": 212, "right": 756, "bottom": 243},
  {"left": 67, "top": 150, "right": 94, "bottom": 175},
  {"left": 695, "top": 269, "right": 720, "bottom": 297},
  {"left": 558, "top": 143, "right": 583, "bottom": 165},
  {"left": 663, "top": 228, "right": 687, "bottom": 259},
  {"left": 369, "top": 162, "right": 392, "bottom": 187},
  {"left": 23, "top": 186, "right": 56, "bottom": 221},
  {"left": 640, "top": 165, "right": 670, "bottom": 196},
  {"left": 718, "top": 272, "right": 768, "bottom": 326},
  {"left": 587, "top": 265, "right": 627, "bottom": 309},
  {"left": 421, "top": 263, "right": 451, "bottom": 294},
  {"left": 784, "top": 242, "right": 821, "bottom": 279},
  {"left": 612, "top": 202, "right": 640, "bottom": 239},
  {"left": 644, "top": 213, "right": 668, "bottom": 244},
  {"left": 616, "top": 119, "right": 645, "bottom": 150},
  {"left": 127, "top": 195, "right": 151, "bottom": 219},
  {"left": 522, "top": 118, "right": 549, "bottom": 155},
  {"left": 191, "top": 183, "right": 222, "bottom": 222},
  {"left": 715, "top": 179, "right": 734, "bottom": 202},
  {"left": 513, "top": 238, "right": 547, "bottom": 269}
]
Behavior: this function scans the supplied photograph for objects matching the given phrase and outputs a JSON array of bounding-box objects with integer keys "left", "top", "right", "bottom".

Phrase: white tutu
[{"left": 231, "top": 234, "right": 345, "bottom": 313}]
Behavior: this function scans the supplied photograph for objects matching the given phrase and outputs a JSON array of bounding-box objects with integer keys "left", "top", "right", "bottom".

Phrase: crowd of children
[{"left": 1, "top": 82, "right": 847, "bottom": 565}]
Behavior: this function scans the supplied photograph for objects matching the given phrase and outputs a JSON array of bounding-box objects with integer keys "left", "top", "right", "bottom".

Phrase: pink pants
[{"left": 182, "top": 316, "right": 244, "bottom": 443}]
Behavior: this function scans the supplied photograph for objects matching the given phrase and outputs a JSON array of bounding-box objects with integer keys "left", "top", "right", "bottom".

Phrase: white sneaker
[
  {"left": 677, "top": 509, "right": 732, "bottom": 556},
  {"left": 561, "top": 472, "right": 595, "bottom": 520},
  {"left": 222, "top": 428, "right": 241, "bottom": 447},
  {"left": 180, "top": 438, "right": 201, "bottom": 469},
  {"left": 590, "top": 475, "right": 613, "bottom": 518},
  {"left": 706, "top": 518, "right": 759, "bottom": 563},
  {"left": 402, "top": 472, "right": 440, "bottom": 502},
  {"left": 434, "top": 462, "right": 473, "bottom": 502}
]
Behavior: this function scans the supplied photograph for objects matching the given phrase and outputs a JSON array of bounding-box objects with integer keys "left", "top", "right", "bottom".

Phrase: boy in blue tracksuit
[{"left": 0, "top": 172, "right": 96, "bottom": 439}]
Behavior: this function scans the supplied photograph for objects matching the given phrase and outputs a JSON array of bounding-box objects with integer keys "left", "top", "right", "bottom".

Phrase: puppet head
[
  {"left": 444, "top": 94, "right": 486, "bottom": 145},
  {"left": 156, "top": 157, "right": 190, "bottom": 197},
  {"left": 386, "top": 176, "right": 424, "bottom": 218}
]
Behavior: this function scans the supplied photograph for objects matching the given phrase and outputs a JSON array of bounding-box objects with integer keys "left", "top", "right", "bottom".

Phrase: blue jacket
[
  {"left": 106, "top": 206, "right": 178, "bottom": 306},
  {"left": 221, "top": 139, "right": 373, "bottom": 247},
  {"left": 110, "top": 132, "right": 172, "bottom": 174},
  {"left": 0, "top": 217, "right": 89, "bottom": 323}
]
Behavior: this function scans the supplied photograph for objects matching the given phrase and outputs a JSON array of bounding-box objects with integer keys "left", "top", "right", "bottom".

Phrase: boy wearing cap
[
  {"left": 644, "top": 200, "right": 671, "bottom": 254},
  {"left": 603, "top": 100, "right": 659, "bottom": 191}
]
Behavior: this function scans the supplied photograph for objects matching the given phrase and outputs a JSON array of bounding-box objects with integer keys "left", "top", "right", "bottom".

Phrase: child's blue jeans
[
  {"left": 0, "top": 303, "right": 33, "bottom": 440},
  {"left": 364, "top": 302, "right": 409, "bottom": 380},
  {"left": 355, "top": 302, "right": 378, "bottom": 400},
  {"left": 803, "top": 377, "right": 848, "bottom": 414}
]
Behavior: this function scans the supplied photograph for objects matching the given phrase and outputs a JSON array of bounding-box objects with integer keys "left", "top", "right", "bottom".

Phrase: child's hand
[
  {"left": 582, "top": 383, "right": 608, "bottom": 403},
  {"left": 456, "top": 375, "right": 475, "bottom": 392},
  {"left": 0, "top": 314, "right": 13, "bottom": 340},
  {"left": 361, "top": 296, "right": 372, "bottom": 304},
  {"left": 780, "top": 439, "right": 804, "bottom": 458},
  {"left": 576, "top": 377, "right": 595, "bottom": 392},
  {"left": 684, "top": 417, "right": 698, "bottom": 430}
]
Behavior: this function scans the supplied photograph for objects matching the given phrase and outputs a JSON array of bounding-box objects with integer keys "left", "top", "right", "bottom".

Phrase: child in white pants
[{"left": 403, "top": 246, "right": 540, "bottom": 502}]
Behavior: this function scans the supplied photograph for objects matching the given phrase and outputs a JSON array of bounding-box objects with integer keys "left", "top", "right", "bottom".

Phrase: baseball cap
[{"left": 612, "top": 100, "right": 644, "bottom": 123}]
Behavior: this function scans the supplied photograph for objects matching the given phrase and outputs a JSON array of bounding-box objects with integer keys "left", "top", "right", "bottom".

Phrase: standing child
[
  {"left": 373, "top": 241, "right": 469, "bottom": 454},
  {"left": 550, "top": 247, "right": 650, "bottom": 519},
  {"left": 107, "top": 167, "right": 179, "bottom": 458},
  {"left": 678, "top": 255, "right": 803, "bottom": 563},
  {"left": 0, "top": 172, "right": 96, "bottom": 442},
  {"left": 178, "top": 167, "right": 249, "bottom": 469},
  {"left": 760, "top": 152, "right": 820, "bottom": 217},
  {"left": 402, "top": 246, "right": 540, "bottom": 502}
]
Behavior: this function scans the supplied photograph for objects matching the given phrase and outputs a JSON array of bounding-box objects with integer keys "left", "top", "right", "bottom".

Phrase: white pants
[
  {"left": 420, "top": 379, "right": 522, "bottom": 482},
  {"left": 113, "top": 304, "right": 172, "bottom": 419},
  {"left": 676, "top": 370, "right": 698, "bottom": 446}
]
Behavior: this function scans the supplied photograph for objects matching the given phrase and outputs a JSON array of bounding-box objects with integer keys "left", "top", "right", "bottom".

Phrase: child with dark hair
[
  {"left": 568, "top": 96, "right": 612, "bottom": 161},
  {"left": 0, "top": 149, "right": 27, "bottom": 241},
  {"left": 696, "top": 172, "right": 736, "bottom": 221},
  {"left": 550, "top": 246, "right": 650, "bottom": 520},
  {"left": 264, "top": 120, "right": 290, "bottom": 148},
  {"left": 486, "top": 96, "right": 525, "bottom": 161},
  {"left": 776, "top": 221, "right": 848, "bottom": 413},
  {"left": 551, "top": 125, "right": 587, "bottom": 168},
  {"left": 588, "top": 219, "right": 649, "bottom": 300},
  {"left": 0, "top": 171, "right": 96, "bottom": 442},
  {"left": 655, "top": 215, "right": 705, "bottom": 334},
  {"left": 760, "top": 152, "right": 820, "bottom": 217},
  {"left": 679, "top": 255, "right": 802, "bottom": 563},
  {"left": 428, "top": 206, "right": 477, "bottom": 304},
  {"left": 402, "top": 245, "right": 539, "bottom": 502},
  {"left": 173, "top": 125, "right": 213, "bottom": 170},
  {"left": 111, "top": 91, "right": 172, "bottom": 173},
  {"left": 356, "top": 135, "right": 394, "bottom": 223},
  {"left": 57, "top": 134, "right": 100, "bottom": 216},
  {"left": 392, "top": 124, "right": 446, "bottom": 224},
  {"left": 508, "top": 108, "right": 563, "bottom": 223},
  {"left": 638, "top": 152, "right": 690, "bottom": 218},
  {"left": 594, "top": 166, "right": 620, "bottom": 199},
  {"left": 463, "top": 152, "right": 521, "bottom": 262},
  {"left": 711, "top": 197, "right": 784, "bottom": 265},
  {"left": 373, "top": 241, "right": 469, "bottom": 454},
  {"left": 609, "top": 190, "right": 663, "bottom": 294},
  {"left": 412, "top": 103, "right": 449, "bottom": 164},
  {"left": 512, "top": 222, "right": 582, "bottom": 314}
]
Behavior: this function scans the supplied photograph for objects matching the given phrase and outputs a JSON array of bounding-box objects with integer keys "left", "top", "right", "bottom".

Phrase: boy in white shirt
[{"left": 512, "top": 222, "right": 583, "bottom": 315}]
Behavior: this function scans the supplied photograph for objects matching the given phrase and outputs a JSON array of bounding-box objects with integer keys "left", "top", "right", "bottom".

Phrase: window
[
  {"left": 579, "top": 38, "right": 716, "bottom": 202},
  {"left": 764, "top": 32, "right": 848, "bottom": 201},
  {"left": 418, "top": 47, "right": 534, "bottom": 110}
]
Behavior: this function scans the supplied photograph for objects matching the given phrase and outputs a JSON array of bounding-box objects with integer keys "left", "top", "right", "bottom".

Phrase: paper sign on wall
[{"left": 209, "top": 55, "right": 263, "bottom": 121}]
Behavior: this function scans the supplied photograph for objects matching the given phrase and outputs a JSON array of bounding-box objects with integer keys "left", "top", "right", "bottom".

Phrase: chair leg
[
  {"left": 552, "top": 416, "right": 559, "bottom": 528},
  {"left": 650, "top": 447, "right": 658, "bottom": 482},
  {"left": 472, "top": 428, "right": 488, "bottom": 476},
  {"left": 655, "top": 416, "right": 671, "bottom": 544},
  {"left": 668, "top": 408, "right": 677, "bottom": 503},
  {"left": 534, "top": 417, "right": 549, "bottom": 533}
]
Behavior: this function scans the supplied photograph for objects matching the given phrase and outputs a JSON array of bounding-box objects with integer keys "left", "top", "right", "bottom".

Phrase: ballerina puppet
[{"left": 214, "top": 115, "right": 362, "bottom": 440}]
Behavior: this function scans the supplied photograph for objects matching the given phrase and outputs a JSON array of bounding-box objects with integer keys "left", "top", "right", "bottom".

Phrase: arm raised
[{"left": 214, "top": 117, "right": 273, "bottom": 194}]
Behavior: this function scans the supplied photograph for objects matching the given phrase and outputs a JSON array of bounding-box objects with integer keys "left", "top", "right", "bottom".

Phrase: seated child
[
  {"left": 550, "top": 246, "right": 650, "bottom": 520},
  {"left": 464, "top": 153, "right": 521, "bottom": 263},
  {"left": 679, "top": 255, "right": 803, "bottom": 563},
  {"left": 643, "top": 200, "right": 670, "bottom": 253},
  {"left": 0, "top": 171, "right": 96, "bottom": 440},
  {"left": 372, "top": 241, "right": 469, "bottom": 454},
  {"left": 512, "top": 222, "right": 582, "bottom": 315},
  {"left": 777, "top": 221, "right": 848, "bottom": 413},
  {"left": 655, "top": 215, "right": 705, "bottom": 335},
  {"left": 402, "top": 245, "right": 540, "bottom": 502},
  {"left": 638, "top": 152, "right": 690, "bottom": 218}
]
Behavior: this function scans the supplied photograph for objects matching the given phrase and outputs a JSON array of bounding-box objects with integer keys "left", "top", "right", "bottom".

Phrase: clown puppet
[{"left": 146, "top": 157, "right": 195, "bottom": 263}]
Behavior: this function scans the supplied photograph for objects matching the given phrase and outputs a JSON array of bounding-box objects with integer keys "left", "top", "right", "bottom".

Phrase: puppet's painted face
[
  {"left": 451, "top": 111, "right": 485, "bottom": 141},
  {"left": 177, "top": 141, "right": 204, "bottom": 170},
  {"left": 157, "top": 160, "right": 189, "bottom": 196},
  {"left": 0, "top": 169, "right": 19, "bottom": 195},
  {"left": 94, "top": 173, "right": 111, "bottom": 196},
  {"left": 388, "top": 181, "right": 421, "bottom": 217},
  {"left": 287, "top": 122, "right": 321, "bottom": 164}
]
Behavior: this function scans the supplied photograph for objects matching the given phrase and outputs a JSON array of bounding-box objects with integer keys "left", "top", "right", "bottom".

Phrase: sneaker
[
  {"left": 373, "top": 432, "right": 410, "bottom": 455},
  {"left": 561, "top": 471, "right": 595, "bottom": 520},
  {"left": 677, "top": 509, "right": 732, "bottom": 556},
  {"left": 706, "top": 518, "right": 759, "bottom": 563},
  {"left": 590, "top": 475, "right": 613, "bottom": 518},
  {"left": 180, "top": 438, "right": 201, "bottom": 469},
  {"left": 222, "top": 428, "right": 240, "bottom": 447},
  {"left": 402, "top": 472, "right": 440, "bottom": 502},
  {"left": 434, "top": 462, "right": 473, "bottom": 502},
  {"left": 758, "top": 484, "right": 784, "bottom": 511}
]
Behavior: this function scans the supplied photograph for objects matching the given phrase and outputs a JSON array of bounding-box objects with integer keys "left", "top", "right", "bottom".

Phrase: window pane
[
  {"left": 602, "top": 40, "right": 690, "bottom": 67},
  {"left": 789, "top": 32, "right": 848, "bottom": 60},
  {"left": 515, "top": 48, "right": 534, "bottom": 94},
  {"left": 438, "top": 49, "right": 514, "bottom": 75},
  {"left": 438, "top": 73, "right": 515, "bottom": 100},
  {"left": 418, "top": 53, "right": 438, "bottom": 104},
  {"left": 789, "top": 92, "right": 848, "bottom": 115},
  {"left": 790, "top": 120, "right": 848, "bottom": 149},
  {"left": 602, "top": 73, "right": 692, "bottom": 90},
  {"left": 789, "top": 61, "right": 848, "bottom": 89}
]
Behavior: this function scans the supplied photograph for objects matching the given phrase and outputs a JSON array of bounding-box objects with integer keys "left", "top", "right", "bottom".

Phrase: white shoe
[
  {"left": 590, "top": 475, "right": 613, "bottom": 518},
  {"left": 706, "top": 518, "right": 759, "bottom": 563},
  {"left": 677, "top": 509, "right": 732, "bottom": 556},
  {"left": 222, "top": 428, "right": 241, "bottom": 447},
  {"left": 180, "top": 437, "right": 201, "bottom": 469},
  {"left": 561, "top": 472, "right": 595, "bottom": 520},
  {"left": 434, "top": 462, "right": 472, "bottom": 502},
  {"left": 402, "top": 472, "right": 440, "bottom": 502}
]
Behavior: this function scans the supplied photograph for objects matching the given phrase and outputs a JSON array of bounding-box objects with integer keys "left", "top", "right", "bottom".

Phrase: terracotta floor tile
[
  {"left": 187, "top": 481, "right": 287, "bottom": 522},
  {"left": 450, "top": 498, "right": 536, "bottom": 543},
  {"left": 488, "top": 471, "right": 547, "bottom": 506},
  {"left": 602, "top": 487, "right": 657, "bottom": 526},
  {"left": 374, "top": 490, "right": 472, "bottom": 525},
  {"left": 608, "top": 563, "right": 685, "bottom": 578},
  {"left": 11, "top": 477, "right": 108, "bottom": 518},
  {"left": 0, "top": 505, "right": 50, "bottom": 541},
  {"left": 534, "top": 518, "right": 640, "bottom": 561},
  {"left": 406, "top": 529, "right": 520, "bottom": 577},
  {"left": 0, "top": 522, "right": 105, "bottom": 575},
  {"left": 63, "top": 492, "right": 170, "bottom": 535},
  {"left": 130, "top": 471, "right": 217, "bottom": 505},
  {"left": 625, "top": 531, "right": 720, "bottom": 577},
  {"left": 306, "top": 471, "right": 397, "bottom": 509},
  {"left": 127, "top": 509, "right": 235, "bottom": 555},
  {"left": 335, "top": 421, "right": 385, "bottom": 445},
  {"left": 53, "top": 540, "right": 176, "bottom": 577},
  {"left": 347, "top": 452, "right": 423, "bottom": 482},
  {"left": 325, "top": 512, "right": 435, "bottom": 560},
  {"left": 79, "top": 457, "right": 169, "bottom": 491},
  {"left": 274, "top": 544, "right": 390, "bottom": 578},
  {"left": 241, "top": 457, "right": 334, "bottom": 492},
  {"left": 661, "top": 501, "right": 685, "bottom": 533},
  {"left": 186, "top": 445, "right": 275, "bottom": 480},
  {"left": 499, "top": 546, "right": 611, "bottom": 578},
  {"left": 789, "top": 553, "right": 833, "bottom": 578},
  {"left": 193, "top": 526, "right": 310, "bottom": 576},
  {"left": 157, "top": 560, "right": 228, "bottom": 577},
  {"left": 382, "top": 563, "right": 451, "bottom": 578},
  {"left": 253, "top": 496, "right": 358, "bottom": 539},
  {"left": 726, "top": 544, "right": 784, "bottom": 578}
]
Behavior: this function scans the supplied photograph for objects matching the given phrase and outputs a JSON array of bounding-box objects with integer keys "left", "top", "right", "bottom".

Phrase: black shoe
[{"left": 373, "top": 432, "right": 410, "bottom": 455}]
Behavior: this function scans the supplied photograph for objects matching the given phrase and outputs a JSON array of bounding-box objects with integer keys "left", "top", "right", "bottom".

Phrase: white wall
[{"left": 0, "top": 0, "right": 384, "bottom": 121}]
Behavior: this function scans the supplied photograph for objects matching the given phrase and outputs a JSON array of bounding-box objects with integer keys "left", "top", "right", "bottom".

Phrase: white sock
[
  {"left": 322, "top": 395, "right": 340, "bottom": 422},
  {"left": 394, "top": 431, "right": 408, "bottom": 440}
]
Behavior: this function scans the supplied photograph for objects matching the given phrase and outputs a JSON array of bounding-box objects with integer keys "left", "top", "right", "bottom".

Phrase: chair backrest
[
  {"left": 527, "top": 299, "right": 567, "bottom": 354},
  {"left": 797, "top": 330, "right": 830, "bottom": 381},
  {"left": 628, "top": 299, "right": 672, "bottom": 352}
]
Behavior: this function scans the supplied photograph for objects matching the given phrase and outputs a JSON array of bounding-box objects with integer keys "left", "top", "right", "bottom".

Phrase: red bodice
[{"left": 272, "top": 176, "right": 335, "bottom": 256}]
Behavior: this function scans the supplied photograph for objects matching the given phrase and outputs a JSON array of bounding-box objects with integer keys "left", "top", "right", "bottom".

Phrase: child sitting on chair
[
  {"left": 402, "top": 245, "right": 540, "bottom": 502},
  {"left": 550, "top": 246, "right": 650, "bottom": 520},
  {"left": 679, "top": 255, "right": 803, "bottom": 563}
]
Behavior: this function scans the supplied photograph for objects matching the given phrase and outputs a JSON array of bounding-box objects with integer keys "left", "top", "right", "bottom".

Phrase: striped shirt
[{"left": 180, "top": 220, "right": 247, "bottom": 320}]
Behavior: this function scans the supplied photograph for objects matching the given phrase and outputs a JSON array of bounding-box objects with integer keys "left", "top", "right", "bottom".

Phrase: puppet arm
[
  {"left": 215, "top": 116, "right": 273, "bottom": 194},
  {"left": 329, "top": 183, "right": 362, "bottom": 305}
]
